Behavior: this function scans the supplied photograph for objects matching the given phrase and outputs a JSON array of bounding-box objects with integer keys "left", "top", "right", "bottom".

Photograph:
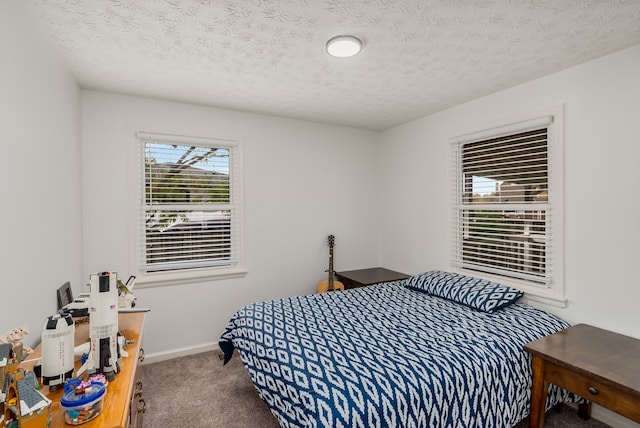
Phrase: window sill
[
  {"left": 135, "top": 266, "right": 247, "bottom": 289},
  {"left": 520, "top": 289, "right": 567, "bottom": 308}
]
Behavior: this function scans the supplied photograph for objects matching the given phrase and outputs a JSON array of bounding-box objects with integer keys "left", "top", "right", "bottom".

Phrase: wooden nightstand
[
  {"left": 523, "top": 323, "right": 640, "bottom": 428},
  {"left": 335, "top": 267, "right": 410, "bottom": 289}
]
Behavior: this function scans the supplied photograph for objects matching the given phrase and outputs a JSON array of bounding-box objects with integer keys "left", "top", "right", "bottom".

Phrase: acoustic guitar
[{"left": 317, "top": 235, "right": 345, "bottom": 293}]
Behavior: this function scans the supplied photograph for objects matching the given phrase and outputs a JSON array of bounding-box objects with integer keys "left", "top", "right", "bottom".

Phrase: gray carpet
[{"left": 142, "top": 350, "right": 610, "bottom": 427}]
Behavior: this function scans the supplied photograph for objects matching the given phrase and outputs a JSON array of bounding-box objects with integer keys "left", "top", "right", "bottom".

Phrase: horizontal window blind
[
  {"left": 452, "top": 118, "right": 553, "bottom": 284},
  {"left": 138, "top": 133, "right": 238, "bottom": 272}
]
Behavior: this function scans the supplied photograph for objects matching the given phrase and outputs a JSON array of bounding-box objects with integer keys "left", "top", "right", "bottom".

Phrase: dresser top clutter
[{"left": 18, "top": 312, "right": 146, "bottom": 428}]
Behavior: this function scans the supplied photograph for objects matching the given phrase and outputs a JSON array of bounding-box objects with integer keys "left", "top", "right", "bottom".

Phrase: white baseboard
[
  {"left": 591, "top": 405, "right": 640, "bottom": 428},
  {"left": 141, "top": 341, "right": 220, "bottom": 365},
  {"left": 565, "top": 402, "right": 640, "bottom": 428}
]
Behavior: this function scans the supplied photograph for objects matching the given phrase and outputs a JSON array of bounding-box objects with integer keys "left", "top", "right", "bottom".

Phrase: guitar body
[
  {"left": 317, "top": 235, "right": 345, "bottom": 293},
  {"left": 316, "top": 278, "right": 345, "bottom": 293}
]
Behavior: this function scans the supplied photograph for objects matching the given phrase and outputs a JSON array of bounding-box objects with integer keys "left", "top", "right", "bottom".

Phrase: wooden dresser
[
  {"left": 524, "top": 323, "right": 640, "bottom": 428},
  {"left": 23, "top": 312, "right": 146, "bottom": 428}
]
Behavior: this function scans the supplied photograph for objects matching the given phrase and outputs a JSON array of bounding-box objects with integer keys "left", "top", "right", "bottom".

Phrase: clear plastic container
[{"left": 60, "top": 381, "right": 106, "bottom": 425}]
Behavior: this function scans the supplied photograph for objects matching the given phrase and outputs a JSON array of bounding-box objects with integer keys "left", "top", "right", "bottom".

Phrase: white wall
[
  {"left": 0, "top": 1, "right": 82, "bottom": 348},
  {"left": 81, "top": 92, "right": 380, "bottom": 358},
  {"left": 380, "top": 45, "right": 640, "bottom": 427}
]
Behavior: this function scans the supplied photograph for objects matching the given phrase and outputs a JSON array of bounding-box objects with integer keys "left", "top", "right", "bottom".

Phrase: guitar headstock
[{"left": 327, "top": 235, "right": 335, "bottom": 248}]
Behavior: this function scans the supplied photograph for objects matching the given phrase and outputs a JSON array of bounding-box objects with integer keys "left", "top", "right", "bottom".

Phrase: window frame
[
  {"left": 450, "top": 106, "right": 565, "bottom": 306},
  {"left": 130, "top": 130, "right": 246, "bottom": 288}
]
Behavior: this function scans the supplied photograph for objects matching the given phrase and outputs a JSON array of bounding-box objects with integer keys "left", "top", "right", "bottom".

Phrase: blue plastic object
[{"left": 61, "top": 382, "right": 106, "bottom": 407}]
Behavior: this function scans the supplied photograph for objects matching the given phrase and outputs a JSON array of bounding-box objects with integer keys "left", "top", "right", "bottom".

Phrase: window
[
  {"left": 451, "top": 111, "right": 563, "bottom": 294},
  {"left": 135, "top": 132, "right": 241, "bottom": 279}
]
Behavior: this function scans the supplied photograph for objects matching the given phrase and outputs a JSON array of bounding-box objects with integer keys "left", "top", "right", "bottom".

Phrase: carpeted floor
[
  {"left": 143, "top": 350, "right": 278, "bottom": 427},
  {"left": 142, "top": 350, "right": 610, "bottom": 428}
]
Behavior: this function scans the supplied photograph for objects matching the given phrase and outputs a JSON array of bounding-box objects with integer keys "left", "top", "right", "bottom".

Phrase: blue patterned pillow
[
  {"left": 404, "top": 271, "right": 523, "bottom": 313},
  {"left": 404, "top": 270, "right": 457, "bottom": 293}
]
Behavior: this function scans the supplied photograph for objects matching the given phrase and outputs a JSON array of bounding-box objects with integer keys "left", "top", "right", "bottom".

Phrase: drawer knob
[
  {"left": 588, "top": 386, "right": 598, "bottom": 395},
  {"left": 139, "top": 348, "right": 145, "bottom": 362}
]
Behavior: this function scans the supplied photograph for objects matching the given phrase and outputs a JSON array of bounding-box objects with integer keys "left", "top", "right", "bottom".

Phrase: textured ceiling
[{"left": 29, "top": 0, "right": 640, "bottom": 131}]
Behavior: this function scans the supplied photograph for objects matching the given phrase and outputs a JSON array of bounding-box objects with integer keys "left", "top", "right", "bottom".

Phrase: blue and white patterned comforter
[{"left": 220, "top": 281, "right": 571, "bottom": 427}]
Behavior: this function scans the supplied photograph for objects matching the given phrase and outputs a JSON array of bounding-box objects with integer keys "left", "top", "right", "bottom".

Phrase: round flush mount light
[{"left": 326, "top": 35, "right": 362, "bottom": 58}]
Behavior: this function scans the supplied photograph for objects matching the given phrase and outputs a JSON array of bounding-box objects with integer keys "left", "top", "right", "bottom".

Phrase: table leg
[
  {"left": 578, "top": 401, "right": 592, "bottom": 420},
  {"left": 529, "top": 355, "right": 548, "bottom": 428}
]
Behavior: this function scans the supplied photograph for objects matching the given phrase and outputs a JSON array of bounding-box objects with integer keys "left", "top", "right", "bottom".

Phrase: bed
[{"left": 220, "top": 270, "right": 573, "bottom": 427}]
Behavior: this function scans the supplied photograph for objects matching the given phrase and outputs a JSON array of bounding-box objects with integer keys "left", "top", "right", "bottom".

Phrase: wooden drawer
[
  {"left": 128, "top": 347, "right": 146, "bottom": 428},
  {"left": 546, "top": 362, "right": 640, "bottom": 423}
]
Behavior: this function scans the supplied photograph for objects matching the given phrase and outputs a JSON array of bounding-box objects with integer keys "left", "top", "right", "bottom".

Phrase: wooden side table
[
  {"left": 523, "top": 323, "right": 640, "bottom": 428},
  {"left": 335, "top": 267, "right": 410, "bottom": 289}
]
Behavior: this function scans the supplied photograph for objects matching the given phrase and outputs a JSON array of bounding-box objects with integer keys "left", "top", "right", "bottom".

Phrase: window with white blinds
[
  {"left": 451, "top": 116, "right": 555, "bottom": 285},
  {"left": 137, "top": 132, "right": 239, "bottom": 273}
]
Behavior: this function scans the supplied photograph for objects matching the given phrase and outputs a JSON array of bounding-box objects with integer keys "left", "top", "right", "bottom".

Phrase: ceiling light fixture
[{"left": 326, "top": 35, "right": 362, "bottom": 58}]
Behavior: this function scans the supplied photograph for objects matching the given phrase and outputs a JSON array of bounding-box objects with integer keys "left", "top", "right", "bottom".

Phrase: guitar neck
[{"left": 328, "top": 247, "right": 334, "bottom": 290}]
